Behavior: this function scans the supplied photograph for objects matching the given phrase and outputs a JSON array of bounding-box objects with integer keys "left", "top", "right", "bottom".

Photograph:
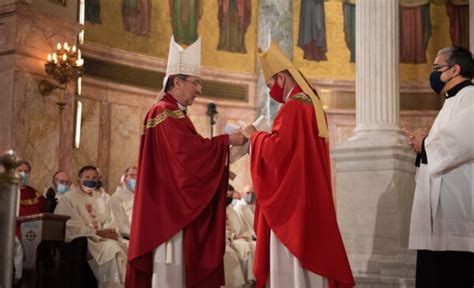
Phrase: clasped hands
[
  {"left": 96, "top": 228, "right": 120, "bottom": 241},
  {"left": 402, "top": 128, "right": 426, "bottom": 154},
  {"left": 228, "top": 124, "right": 258, "bottom": 146}
]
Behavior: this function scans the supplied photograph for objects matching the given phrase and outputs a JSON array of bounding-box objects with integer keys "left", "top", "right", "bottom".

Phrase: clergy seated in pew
[
  {"left": 224, "top": 204, "right": 247, "bottom": 288},
  {"left": 233, "top": 185, "right": 257, "bottom": 240},
  {"left": 54, "top": 165, "right": 128, "bottom": 288},
  {"left": 109, "top": 166, "right": 137, "bottom": 239},
  {"left": 16, "top": 160, "right": 46, "bottom": 235},
  {"left": 226, "top": 187, "right": 257, "bottom": 287},
  {"left": 43, "top": 170, "right": 72, "bottom": 213}
]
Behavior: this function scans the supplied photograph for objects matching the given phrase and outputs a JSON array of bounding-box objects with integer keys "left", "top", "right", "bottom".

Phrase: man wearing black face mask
[
  {"left": 54, "top": 165, "right": 128, "bottom": 287},
  {"left": 405, "top": 46, "right": 474, "bottom": 288}
]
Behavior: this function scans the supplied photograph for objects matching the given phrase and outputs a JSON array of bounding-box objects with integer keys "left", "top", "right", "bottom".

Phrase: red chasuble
[
  {"left": 250, "top": 87, "right": 354, "bottom": 288},
  {"left": 17, "top": 186, "right": 45, "bottom": 236},
  {"left": 126, "top": 94, "right": 229, "bottom": 288}
]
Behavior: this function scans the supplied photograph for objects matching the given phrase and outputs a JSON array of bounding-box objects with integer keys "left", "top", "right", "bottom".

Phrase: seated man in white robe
[
  {"left": 226, "top": 188, "right": 256, "bottom": 285},
  {"left": 224, "top": 195, "right": 247, "bottom": 288},
  {"left": 109, "top": 166, "right": 137, "bottom": 238},
  {"left": 54, "top": 165, "right": 128, "bottom": 288},
  {"left": 95, "top": 167, "right": 111, "bottom": 215},
  {"left": 233, "top": 185, "right": 256, "bottom": 240}
]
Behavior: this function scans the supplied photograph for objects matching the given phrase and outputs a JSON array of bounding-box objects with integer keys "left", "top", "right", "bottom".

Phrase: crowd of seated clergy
[
  {"left": 13, "top": 162, "right": 258, "bottom": 288},
  {"left": 224, "top": 184, "right": 257, "bottom": 288}
]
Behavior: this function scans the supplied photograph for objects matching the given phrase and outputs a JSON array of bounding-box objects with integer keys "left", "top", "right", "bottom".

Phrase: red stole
[
  {"left": 251, "top": 87, "right": 355, "bottom": 288},
  {"left": 126, "top": 94, "right": 229, "bottom": 288},
  {"left": 17, "top": 186, "right": 45, "bottom": 236}
]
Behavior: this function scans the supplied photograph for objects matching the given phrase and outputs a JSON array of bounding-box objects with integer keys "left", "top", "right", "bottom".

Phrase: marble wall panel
[
  {"left": 18, "top": 71, "right": 61, "bottom": 191},
  {"left": 71, "top": 97, "right": 101, "bottom": 180},
  {"left": 0, "top": 69, "right": 14, "bottom": 152},
  {"left": 108, "top": 103, "right": 142, "bottom": 192}
]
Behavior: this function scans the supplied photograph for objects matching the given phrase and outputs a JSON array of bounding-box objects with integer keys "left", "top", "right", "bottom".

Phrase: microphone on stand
[{"left": 207, "top": 103, "right": 217, "bottom": 137}]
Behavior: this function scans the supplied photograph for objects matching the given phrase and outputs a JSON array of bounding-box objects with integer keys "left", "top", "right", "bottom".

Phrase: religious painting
[
  {"left": 342, "top": 1, "right": 355, "bottom": 63},
  {"left": 169, "top": 0, "right": 203, "bottom": 45},
  {"left": 445, "top": 1, "right": 469, "bottom": 49},
  {"left": 85, "top": 0, "right": 102, "bottom": 24},
  {"left": 122, "top": 0, "right": 152, "bottom": 36},
  {"left": 217, "top": 0, "right": 252, "bottom": 54},
  {"left": 400, "top": 1, "right": 431, "bottom": 63},
  {"left": 297, "top": 0, "right": 327, "bottom": 62},
  {"left": 49, "top": 0, "right": 67, "bottom": 7}
]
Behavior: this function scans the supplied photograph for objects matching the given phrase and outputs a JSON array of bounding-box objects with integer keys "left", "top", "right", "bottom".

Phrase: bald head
[
  {"left": 243, "top": 185, "right": 254, "bottom": 194},
  {"left": 53, "top": 170, "right": 70, "bottom": 186}
]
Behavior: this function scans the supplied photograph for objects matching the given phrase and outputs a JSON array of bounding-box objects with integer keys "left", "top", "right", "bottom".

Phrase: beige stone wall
[{"left": 0, "top": 3, "right": 81, "bottom": 191}]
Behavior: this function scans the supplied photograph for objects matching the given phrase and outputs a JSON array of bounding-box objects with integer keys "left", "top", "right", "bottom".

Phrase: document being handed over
[{"left": 224, "top": 115, "right": 271, "bottom": 163}]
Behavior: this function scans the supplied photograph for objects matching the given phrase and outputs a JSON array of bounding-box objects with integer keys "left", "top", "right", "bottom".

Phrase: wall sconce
[{"left": 38, "top": 42, "right": 84, "bottom": 112}]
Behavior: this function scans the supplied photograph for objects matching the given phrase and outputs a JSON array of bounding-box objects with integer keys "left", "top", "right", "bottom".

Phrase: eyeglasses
[
  {"left": 180, "top": 77, "right": 202, "bottom": 87},
  {"left": 432, "top": 64, "right": 451, "bottom": 72}
]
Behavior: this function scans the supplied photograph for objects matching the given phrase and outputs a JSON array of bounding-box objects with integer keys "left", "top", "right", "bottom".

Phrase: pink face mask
[{"left": 269, "top": 81, "right": 284, "bottom": 103}]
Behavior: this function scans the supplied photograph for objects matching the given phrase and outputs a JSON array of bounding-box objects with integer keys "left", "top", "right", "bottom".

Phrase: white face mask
[{"left": 230, "top": 199, "right": 239, "bottom": 206}]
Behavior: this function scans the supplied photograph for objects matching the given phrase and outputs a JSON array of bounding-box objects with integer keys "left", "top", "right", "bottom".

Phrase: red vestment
[
  {"left": 17, "top": 185, "right": 45, "bottom": 236},
  {"left": 250, "top": 87, "right": 354, "bottom": 288},
  {"left": 126, "top": 94, "right": 229, "bottom": 288}
]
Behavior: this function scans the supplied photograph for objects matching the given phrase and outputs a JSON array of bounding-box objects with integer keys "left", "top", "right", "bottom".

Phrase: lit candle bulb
[
  {"left": 53, "top": 53, "right": 58, "bottom": 63},
  {"left": 62, "top": 53, "right": 67, "bottom": 61},
  {"left": 57, "top": 42, "right": 62, "bottom": 50},
  {"left": 72, "top": 45, "right": 77, "bottom": 53},
  {"left": 47, "top": 54, "right": 52, "bottom": 62},
  {"left": 64, "top": 42, "right": 69, "bottom": 51},
  {"left": 77, "top": 49, "right": 81, "bottom": 60}
]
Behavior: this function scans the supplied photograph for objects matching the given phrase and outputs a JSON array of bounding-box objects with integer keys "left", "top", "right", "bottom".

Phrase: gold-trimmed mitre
[
  {"left": 257, "top": 41, "right": 329, "bottom": 139},
  {"left": 159, "top": 35, "right": 202, "bottom": 98},
  {"left": 166, "top": 35, "right": 201, "bottom": 77}
]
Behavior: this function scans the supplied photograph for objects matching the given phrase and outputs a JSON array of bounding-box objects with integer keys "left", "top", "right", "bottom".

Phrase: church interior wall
[
  {"left": 0, "top": 0, "right": 463, "bottom": 195},
  {"left": 84, "top": 0, "right": 259, "bottom": 74}
]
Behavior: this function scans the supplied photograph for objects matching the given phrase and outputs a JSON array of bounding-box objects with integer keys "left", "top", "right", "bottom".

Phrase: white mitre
[{"left": 160, "top": 35, "right": 201, "bottom": 96}]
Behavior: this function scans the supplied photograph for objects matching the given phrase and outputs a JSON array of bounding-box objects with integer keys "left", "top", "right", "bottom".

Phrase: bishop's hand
[
  {"left": 242, "top": 125, "right": 257, "bottom": 139},
  {"left": 229, "top": 131, "right": 247, "bottom": 146}
]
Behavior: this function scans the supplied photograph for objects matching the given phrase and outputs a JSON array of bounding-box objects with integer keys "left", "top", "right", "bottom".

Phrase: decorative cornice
[
  {"left": 312, "top": 79, "right": 432, "bottom": 93},
  {"left": 81, "top": 42, "right": 258, "bottom": 83}
]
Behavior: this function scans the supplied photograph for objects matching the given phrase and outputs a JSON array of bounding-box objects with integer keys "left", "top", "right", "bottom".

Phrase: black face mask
[
  {"left": 83, "top": 180, "right": 98, "bottom": 189},
  {"left": 225, "top": 196, "right": 233, "bottom": 206},
  {"left": 429, "top": 71, "right": 446, "bottom": 94}
]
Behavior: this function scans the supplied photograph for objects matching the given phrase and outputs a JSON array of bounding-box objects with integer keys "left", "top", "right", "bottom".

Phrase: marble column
[
  {"left": 256, "top": 0, "right": 293, "bottom": 123},
  {"left": 332, "top": 0, "right": 416, "bottom": 274}
]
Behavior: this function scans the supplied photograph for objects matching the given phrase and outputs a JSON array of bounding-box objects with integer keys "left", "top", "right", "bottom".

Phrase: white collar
[{"left": 284, "top": 87, "right": 296, "bottom": 103}]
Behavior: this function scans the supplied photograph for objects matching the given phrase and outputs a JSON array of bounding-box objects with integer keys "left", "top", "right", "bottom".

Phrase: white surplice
[
  {"left": 109, "top": 185, "right": 134, "bottom": 237},
  {"left": 267, "top": 232, "right": 328, "bottom": 288},
  {"left": 152, "top": 230, "right": 185, "bottom": 288},
  {"left": 409, "top": 85, "right": 474, "bottom": 252},
  {"left": 226, "top": 206, "right": 256, "bottom": 282},
  {"left": 54, "top": 185, "right": 128, "bottom": 288},
  {"left": 233, "top": 199, "right": 256, "bottom": 238}
]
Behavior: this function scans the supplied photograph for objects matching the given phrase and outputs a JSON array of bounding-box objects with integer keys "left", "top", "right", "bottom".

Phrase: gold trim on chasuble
[
  {"left": 142, "top": 109, "right": 186, "bottom": 134},
  {"left": 290, "top": 93, "right": 313, "bottom": 105},
  {"left": 20, "top": 197, "right": 40, "bottom": 206}
]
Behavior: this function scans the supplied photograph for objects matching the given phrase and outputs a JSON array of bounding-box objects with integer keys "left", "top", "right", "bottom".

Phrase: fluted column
[
  {"left": 354, "top": 0, "right": 401, "bottom": 138},
  {"left": 332, "top": 0, "right": 417, "bottom": 279},
  {"left": 256, "top": 0, "right": 293, "bottom": 122}
]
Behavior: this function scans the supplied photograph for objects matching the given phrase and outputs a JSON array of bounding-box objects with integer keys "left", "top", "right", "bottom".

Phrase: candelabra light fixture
[{"left": 38, "top": 42, "right": 84, "bottom": 112}]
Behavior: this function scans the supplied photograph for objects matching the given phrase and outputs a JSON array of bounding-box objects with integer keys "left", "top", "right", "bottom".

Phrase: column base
[{"left": 332, "top": 129, "right": 416, "bottom": 274}]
